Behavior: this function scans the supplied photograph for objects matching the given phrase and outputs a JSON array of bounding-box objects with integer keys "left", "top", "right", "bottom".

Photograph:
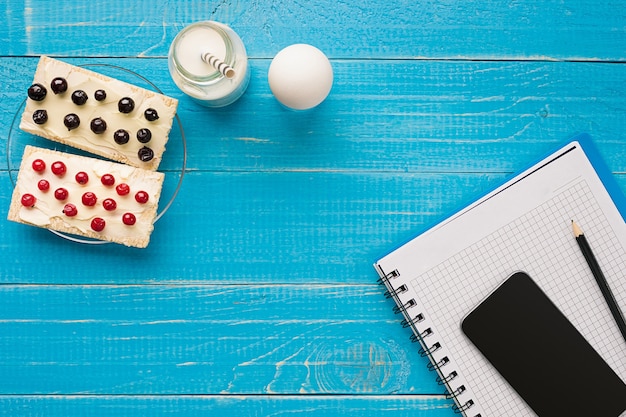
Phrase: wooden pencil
[{"left": 572, "top": 220, "right": 626, "bottom": 343}]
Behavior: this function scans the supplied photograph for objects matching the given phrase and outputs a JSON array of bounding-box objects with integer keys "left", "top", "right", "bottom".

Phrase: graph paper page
[{"left": 376, "top": 141, "right": 626, "bottom": 416}]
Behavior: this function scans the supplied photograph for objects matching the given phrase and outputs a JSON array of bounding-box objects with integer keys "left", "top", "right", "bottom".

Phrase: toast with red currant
[{"left": 8, "top": 145, "right": 164, "bottom": 248}]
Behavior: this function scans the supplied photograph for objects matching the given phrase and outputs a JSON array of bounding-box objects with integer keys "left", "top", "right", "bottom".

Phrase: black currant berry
[
  {"left": 64, "top": 113, "right": 80, "bottom": 131},
  {"left": 27, "top": 83, "right": 47, "bottom": 101},
  {"left": 113, "top": 129, "right": 130, "bottom": 145},
  {"left": 138, "top": 146, "right": 154, "bottom": 162},
  {"left": 50, "top": 77, "right": 68, "bottom": 94},
  {"left": 136, "top": 128, "right": 152, "bottom": 143},
  {"left": 32, "top": 109, "right": 48, "bottom": 124},
  {"left": 71, "top": 90, "right": 88, "bottom": 105},
  {"left": 94, "top": 89, "right": 107, "bottom": 101},
  {"left": 118, "top": 97, "right": 135, "bottom": 113},
  {"left": 90, "top": 117, "right": 107, "bottom": 134},
  {"left": 144, "top": 108, "right": 159, "bottom": 121}
]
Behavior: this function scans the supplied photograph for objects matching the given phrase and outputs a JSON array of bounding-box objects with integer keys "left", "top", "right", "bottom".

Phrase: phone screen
[{"left": 461, "top": 271, "right": 626, "bottom": 416}]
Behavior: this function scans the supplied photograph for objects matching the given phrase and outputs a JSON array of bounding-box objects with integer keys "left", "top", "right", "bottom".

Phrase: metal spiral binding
[
  {"left": 453, "top": 399, "right": 475, "bottom": 414},
  {"left": 384, "top": 284, "right": 407, "bottom": 299},
  {"left": 446, "top": 384, "right": 466, "bottom": 399},
  {"left": 377, "top": 269, "right": 399, "bottom": 285},
  {"left": 409, "top": 327, "right": 432, "bottom": 342},
  {"left": 401, "top": 312, "right": 424, "bottom": 328},
  {"left": 436, "top": 370, "right": 457, "bottom": 385},
  {"left": 418, "top": 341, "right": 441, "bottom": 357},
  {"left": 427, "top": 355, "right": 449, "bottom": 371},
  {"left": 392, "top": 298, "right": 416, "bottom": 314},
  {"left": 378, "top": 266, "right": 477, "bottom": 416}
]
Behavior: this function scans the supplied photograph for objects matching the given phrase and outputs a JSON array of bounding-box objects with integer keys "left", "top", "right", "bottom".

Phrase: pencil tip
[{"left": 572, "top": 220, "right": 583, "bottom": 237}]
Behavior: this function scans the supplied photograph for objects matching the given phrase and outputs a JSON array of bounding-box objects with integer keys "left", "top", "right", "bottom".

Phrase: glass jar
[{"left": 168, "top": 21, "right": 250, "bottom": 107}]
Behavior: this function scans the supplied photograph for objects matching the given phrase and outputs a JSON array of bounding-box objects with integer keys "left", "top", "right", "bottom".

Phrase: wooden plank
[
  {"left": 2, "top": 56, "right": 625, "bottom": 287},
  {"left": 3, "top": 58, "right": 626, "bottom": 175},
  {"left": 0, "top": 284, "right": 440, "bottom": 395},
  {"left": 2, "top": 169, "right": 626, "bottom": 284},
  {"left": 0, "top": 170, "right": 508, "bottom": 283},
  {"left": 0, "top": 395, "right": 455, "bottom": 416},
  {"left": 1, "top": 0, "right": 624, "bottom": 60}
]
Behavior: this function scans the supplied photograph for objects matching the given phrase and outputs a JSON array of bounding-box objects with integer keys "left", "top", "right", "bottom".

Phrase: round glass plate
[{"left": 7, "top": 63, "right": 187, "bottom": 245}]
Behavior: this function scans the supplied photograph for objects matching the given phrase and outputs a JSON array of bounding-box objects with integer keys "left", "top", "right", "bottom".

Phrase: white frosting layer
[
  {"left": 11, "top": 146, "right": 164, "bottom": 247},
  {"left": 19, "top": 56, "right": 178, "bottom": 171}
]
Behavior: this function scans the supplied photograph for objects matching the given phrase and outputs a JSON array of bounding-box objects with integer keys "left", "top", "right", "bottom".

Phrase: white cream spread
[
  {"left": 19, "top": 56, "right": 178, "bottom": 171},
  {"left": 13, "top": 146, "right": 164, "bottom": 247}
]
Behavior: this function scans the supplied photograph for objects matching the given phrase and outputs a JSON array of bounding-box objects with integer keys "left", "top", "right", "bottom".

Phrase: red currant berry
[
  {"left": 91, "top": 217, "right": 106, "bottom": 232},
  {"left": 116, "top": 183, "right": 130, "bottom": 196},
  {"left": 82, "top": 192, "right": 97, "bottom": 206},
  {"left": 135, "top": 191, "right": 149, "bottom": 204},
  {"left": 32, "top": 159, "right": 46, "bottom": 172},
  {"left": 101, "top": 174, "right": 115, "bottom": 186},
  {"left": 75, "top": 171, "right": 89, "bottom": 184},
  {"left": 122, "top": 212, "right": 136, "bottom": 226},
  {"left": 38, "top": 179, "right": 50, "bottom": 191},
  {"left": 51, "top": 161, "right": 67, "bottom": 176},
  {"left": 63, "top": 203, "right": 78, "bottom": 217},
  {"left": 54, "top": 188, "right": 68, "bottom": 200},
  {"left": 103, "top": 198, "right": 117, "bottom": 211},
  {"left": 21, "top": 193, "right": 36, "bottom": 207}
]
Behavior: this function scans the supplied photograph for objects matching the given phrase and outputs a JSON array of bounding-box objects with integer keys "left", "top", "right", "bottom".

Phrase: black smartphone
[{"left": 461, "top": 271, "right": 626, "bottom": 416}]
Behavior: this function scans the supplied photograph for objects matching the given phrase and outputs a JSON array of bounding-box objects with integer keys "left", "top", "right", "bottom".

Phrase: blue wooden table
[{"left": 1, "top": 1, "right": 625, "bottom": 415}]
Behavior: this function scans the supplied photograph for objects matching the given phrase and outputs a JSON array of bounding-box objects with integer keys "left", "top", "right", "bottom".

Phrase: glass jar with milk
[{"left": 168, "top": 21, "right": 250, "bottom": 107}]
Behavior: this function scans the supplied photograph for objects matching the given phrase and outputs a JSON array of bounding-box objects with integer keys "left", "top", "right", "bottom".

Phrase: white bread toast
[
  {"left": 8, "top": 145, "right": 164, "bottom": 248},
  {"left": 20, "top": 56, "right": 178, "bottom": 171}
]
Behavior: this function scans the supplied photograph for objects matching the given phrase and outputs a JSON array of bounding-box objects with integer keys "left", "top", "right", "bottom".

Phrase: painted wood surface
[
  {"left": 0, "top": 0, "right": 625, "bottom": 416},
  {"left": 3, "top": 0, "right": 625, "bottom": 60},
  {"left": 1, "top": 58, "right": 625, "bottom": 284}
]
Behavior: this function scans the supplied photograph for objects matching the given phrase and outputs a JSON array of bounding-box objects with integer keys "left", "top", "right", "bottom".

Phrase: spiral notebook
[{"left": 374, "top": 134, "right": 626, "bottom": 416}]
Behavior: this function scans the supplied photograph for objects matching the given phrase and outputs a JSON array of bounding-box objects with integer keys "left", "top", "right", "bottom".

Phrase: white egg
[{"left": 268, "top": 44, "right": 333, "bottom": 110}]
